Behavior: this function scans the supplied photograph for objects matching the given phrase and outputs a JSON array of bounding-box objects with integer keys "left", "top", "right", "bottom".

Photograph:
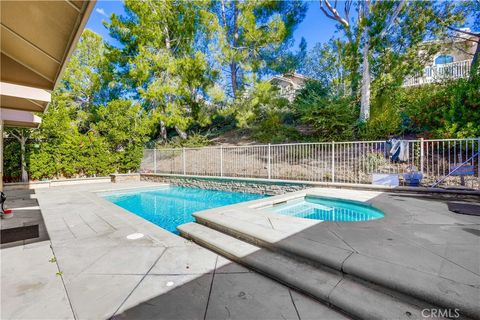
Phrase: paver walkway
[{"left": 1, "top": 182, "right": 348, "bottom": 320}]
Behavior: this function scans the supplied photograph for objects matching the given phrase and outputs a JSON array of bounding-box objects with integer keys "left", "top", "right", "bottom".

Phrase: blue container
[{"left": 404, "top": 172, "right": 423, "bottom": 186}]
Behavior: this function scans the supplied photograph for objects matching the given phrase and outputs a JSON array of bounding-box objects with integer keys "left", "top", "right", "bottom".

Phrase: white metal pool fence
[{"left": 141, "top": 138, "right": 480, "bottom": 189}]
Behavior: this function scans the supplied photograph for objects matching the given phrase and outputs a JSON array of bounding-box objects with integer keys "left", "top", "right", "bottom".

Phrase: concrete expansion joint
[
  {"left": 326, "top": 276, "right": 345, "bottom": 303},
  {"left": 111, "top": 247, "right": 168, "bottom": 318},
  {"left": 287, "top": 289, "right": 302, "bottom": 320},
  {"left": 49, "top": 244, "right": 77, "bottom": 320},
  {"left": 340, "top": 252, "right": 355, "bottom": 273},
  {"left": 203, "top": 255, "right": 218, "bottom": 320},
  {"left": 266, "top": 217, "right": 275, "bottom": 230}
]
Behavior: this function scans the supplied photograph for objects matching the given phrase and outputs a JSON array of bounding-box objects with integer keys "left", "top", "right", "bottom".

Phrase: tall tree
[
  {"left": 319, "top": 0, "right": 462, "bottom": 122},
  {"left": 106, "top": 0, "right": 215, "bottom": 141},
  {"left": 300, "top": 40, "right": 351, "bottom": 96},
  {"left": 60, "top": 29, "right": 112, "bottom": 131},
  {"left": 5, "top": 129, "right": 30, "bottom": 182},
  {"left": 27, "top": 29, "right": 152, "bottom": 180},
  {"left": 205, "top": 0, "right": 307, "bottom": 99}
]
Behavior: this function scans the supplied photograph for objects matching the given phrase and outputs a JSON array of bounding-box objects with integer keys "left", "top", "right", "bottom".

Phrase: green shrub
[
  {"left": 3, "top": 140, "right": 21, "bottom": 181},
  {"left": 397, "top": 77, "right": 480, "bottom": 138},
  {"left": 360, "top": 76, "right": 480, "bottom": 140},
  {"left": 294, "top": 97, "right": 357, "bottom": 141},
  {"left": 252, "top": 111, "right": 301, "bottom": 143},
  {"left": 293, "top": 80, "right": 358, "bottom": 141},
  {"left": 359, "top": 90, "right": 403, "bottom": 140}
]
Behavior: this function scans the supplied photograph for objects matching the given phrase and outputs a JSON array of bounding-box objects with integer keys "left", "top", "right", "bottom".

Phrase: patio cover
[{"left": 1, "top": 0, "right": 96, "bottom": 190}]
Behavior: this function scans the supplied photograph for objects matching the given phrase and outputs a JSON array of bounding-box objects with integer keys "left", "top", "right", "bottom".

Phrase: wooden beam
[
  {"left": 1, "top": 82, "right": 51, "bottom": 102},
  {"left": 0, "top": 108, "right": 42, "bottom": 128}
]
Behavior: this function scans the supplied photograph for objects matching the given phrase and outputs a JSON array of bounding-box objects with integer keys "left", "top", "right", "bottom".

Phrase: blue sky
[{"left": 86, "top": 0, "right": 339, "bottom": 50}]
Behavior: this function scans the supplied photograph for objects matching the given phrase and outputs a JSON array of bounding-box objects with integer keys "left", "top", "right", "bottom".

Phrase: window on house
[{"left": 435, "top": 55, "right": 454, "bottom": 65}]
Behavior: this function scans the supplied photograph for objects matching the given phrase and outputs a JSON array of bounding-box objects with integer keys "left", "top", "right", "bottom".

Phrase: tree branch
[
  {"left": 8, "top": 130, "right": 21, "bottom": 142},
  {"left": 379, "top": 0, "right": 406, "bottom": 38},
  {"left": 447, "top": 26, "right": 480, "bottom": 38},
  {"left": 344, "top": 0, "right": 352, "bottom": 26},
  {"left": 451, "top": 43, "right": 475, "bottom": 57},
  {"left": 449, "top": 33, "right": 480, "bottom": 44},
  {"left": 320, "top": 0, "right": 350, "bottom": 28}
]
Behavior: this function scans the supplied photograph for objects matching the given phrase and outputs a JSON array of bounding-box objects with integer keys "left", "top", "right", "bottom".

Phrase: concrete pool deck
[
  {"left": 185, "top": 188, "right": 480, "bottom": 319},
  {"left": 1, "top": 182, "right": 348, "bottom": 320},
  {"left": 2, "top": 182, "right": 479, "bottom": 319}
]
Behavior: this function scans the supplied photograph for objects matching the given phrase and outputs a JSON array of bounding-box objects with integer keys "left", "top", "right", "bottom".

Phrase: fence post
[
  {"left": 268, "top": 144, "right": 271, "bottom": 179},
  {"left": 182, "top": 148, "right": 186, "bottom": 175},
  {"left": 331, "top": 141, "right": 335, "bottom": 183},
  {"left": 153, "top": 149, "right": 157, "bottom": 174},
  {"left": 220, "top": 146, "right": 224, "bottom": 177},
  {"left": 477, "top": 138, "right": 480, "bottom": 178},
  {"left": 420, "top": 138, "right": 424, "bottom": 174}
]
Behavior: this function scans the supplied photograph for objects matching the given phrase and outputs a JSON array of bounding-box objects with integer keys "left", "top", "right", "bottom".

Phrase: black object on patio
[{"left": 447, "top": 202, "right": 480, "bottom": 216}]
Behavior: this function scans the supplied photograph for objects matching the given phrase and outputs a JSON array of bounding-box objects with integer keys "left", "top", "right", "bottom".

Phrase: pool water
[
  {"left": 269, "top": 196, "right": 384, "bottom": 222},
  {"left": 103, "top": 186, "right": 268, "bottom": 234}
]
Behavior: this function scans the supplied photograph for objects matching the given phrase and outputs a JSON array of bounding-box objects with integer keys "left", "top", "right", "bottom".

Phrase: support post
[
  {"left": 153, "top": 149, "right": 157, "bottom": 174},
  {"left": 220, "top": 146, "right": 224, "bottom": 177},
  {"left": 478, "top": 138, "right": 480, "bottom": 178},
  {"left": 267, "top": 144, "right": 271, "bottom": 179},
  {"left": 0, "top": 121, "right": 3, "bottom": 192},
  {"left": 182, "top": 148, "right": 186, "bottom": 175},
  {"left": 420, "top": 138, "right": 424, "bottom": 174},
  {"left": 331, "top": 141, "right": 335, "bottom": 183}
]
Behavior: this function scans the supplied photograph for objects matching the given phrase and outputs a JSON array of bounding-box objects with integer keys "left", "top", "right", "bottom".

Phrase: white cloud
[{"left": 95, "top": 8, "right": 108, "bottom": 18}]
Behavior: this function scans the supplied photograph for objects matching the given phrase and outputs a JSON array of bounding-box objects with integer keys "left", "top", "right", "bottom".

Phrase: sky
[{"left": 85, "top": 0, "right": 339, "bottom": 50}]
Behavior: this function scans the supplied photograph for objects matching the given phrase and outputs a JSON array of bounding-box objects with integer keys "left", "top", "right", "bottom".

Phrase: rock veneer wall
[{"left": 140, "top": 174, "right": 307, "bottom": 195}]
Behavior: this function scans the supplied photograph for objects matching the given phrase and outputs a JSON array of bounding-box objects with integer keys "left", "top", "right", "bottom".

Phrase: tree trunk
[
  {"left": 232, "top": 0, "right": 240, "bottom": 98},
  {"left": 175, "top": 126, "right": 188, "bottom": 140},
  {"left": 359, "top": 40, "right": 371, "bottom": 122},
  {"left": 470, "top": 40, "right": 479, "bottom": 80},
  {"left": 221, "top": 0, "right": 240, "bottom": 98},
  {"left": 159, "top": 120, "right": 167, "bottom": 140},
  {"left": 230, "top": 62, "right": 238, "bottom": 98},
  {"left": 20, "top": 135, "right": 28, "bottom": 183},
  {"left": 359, "top": 2, "right": 371, "bottom": 123}
]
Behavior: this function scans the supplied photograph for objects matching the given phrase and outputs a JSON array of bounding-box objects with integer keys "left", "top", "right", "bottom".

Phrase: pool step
[
  {"left": 178, "top": 222, "right": 439, "bottom": 320},
  {"left": 192, "top": 212, "right": 480, "bottom": 320}
]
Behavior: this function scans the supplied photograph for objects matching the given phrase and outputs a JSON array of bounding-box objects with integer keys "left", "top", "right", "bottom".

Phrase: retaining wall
[{"left": 140, "top": 174, "right": 307, "bottom": 195}]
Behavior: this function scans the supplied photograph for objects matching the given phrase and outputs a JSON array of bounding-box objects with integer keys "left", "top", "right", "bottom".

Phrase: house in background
[
  {"left": 404, "top": 28, "right": 479, "bottom": 86},
  {"left": 269, "top": 72, "right": 309, "bottom": 102}
]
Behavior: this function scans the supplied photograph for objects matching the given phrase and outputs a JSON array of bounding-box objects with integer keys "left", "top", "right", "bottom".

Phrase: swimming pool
[
  {"left": 103, "top": 186, "right": 268, "bottom": 234},
  {"left": 268, "top": 196, "right": 384, "bottom": 222}
]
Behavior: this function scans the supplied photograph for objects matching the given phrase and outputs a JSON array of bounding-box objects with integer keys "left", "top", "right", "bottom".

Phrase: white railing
[
  {"left": 403, "top": 60, "right": 472, "bottom": 87},
  {"left": 141, "top": 138, "right": 480, "bottom": 189}
]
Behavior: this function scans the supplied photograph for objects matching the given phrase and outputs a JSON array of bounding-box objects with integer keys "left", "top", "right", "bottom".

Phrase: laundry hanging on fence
[{"left": 387, "top": 139, "right": 409, "bottom": 162}]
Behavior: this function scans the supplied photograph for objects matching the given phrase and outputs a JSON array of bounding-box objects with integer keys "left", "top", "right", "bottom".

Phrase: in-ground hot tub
[{"left": 266, "top": 196, "right": 384, "bottom": 222}]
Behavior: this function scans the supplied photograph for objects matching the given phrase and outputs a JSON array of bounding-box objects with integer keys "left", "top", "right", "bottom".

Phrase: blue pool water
[
  {"left": 103, "top": 187, "right": 267, "bottom": 234},
  {"left": 269, "top": 196, "right": 384, "bottom": 222}
]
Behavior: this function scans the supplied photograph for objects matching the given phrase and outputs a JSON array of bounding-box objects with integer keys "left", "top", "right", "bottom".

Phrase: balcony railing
[{"left": 403, "top": 60, "right": 472, "bottom": 87}]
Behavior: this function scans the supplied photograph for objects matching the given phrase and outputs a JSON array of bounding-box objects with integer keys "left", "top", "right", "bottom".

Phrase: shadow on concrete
[
  {"left": 110, "top": 258, "right": 343, "bottom": 320},
  {"left": 0, "top": 189, "right": 49, "bottom": 248}
]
